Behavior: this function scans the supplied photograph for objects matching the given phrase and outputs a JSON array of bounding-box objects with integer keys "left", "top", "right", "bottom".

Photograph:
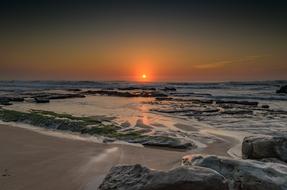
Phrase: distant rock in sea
[{"left": 276, "top": 85, "right": 287, "bottom": 94}]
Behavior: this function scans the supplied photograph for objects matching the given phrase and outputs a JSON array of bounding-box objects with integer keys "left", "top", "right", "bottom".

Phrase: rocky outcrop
[
  {"left": 0, "top": 96, "right": 24, "bottom": 105},
  {"left": 162, "top": 87, "right": 176, "bottom": 91},
  {"left": 183, "top": 154, "right": 287, "bottom": 190},
  {"left": 0, "top": 109, "right": 194, "bottom": 150},
  {"left": 126, "top": 136, "right": 195, "bottom": 150},
  {"left": 276, "top": 85, "right": 287, "bottom": 94},
  {"left": 215, "top": 100, "right": 258, "bottom": 106},
  {"left": 99, "top": 164, "right": 228, "bottom": 190},
  {"left": 242, "top": 136, "right": 287, "bottom": 162},
  {"left": 84, "top": 90, "right": 168, "bottom": 98},
  {"left": 34, "top": 97, "right": 50, "bottom": 103}
]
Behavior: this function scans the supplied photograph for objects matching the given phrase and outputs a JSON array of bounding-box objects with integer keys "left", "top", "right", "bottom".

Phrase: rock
[
  {"left": 32, "top": 93, "right": 85, "bottom": 100},
  {"left": 221, "top": 109, "right": 253, "bottom": 115},
  {"left": 216, "top": 100, "right": 258, "bottom": 106},
  {"left": 276, "top": 85, "right": 287, "bottom": 94},
  {"left": 118, "top": 87, "right": 156, "bottom": 91},
  {"left": 183, "top": 154, "right": 287, "bottom": 190},
  {"left": 47, "top": 93, "right": 85, "bottom": 99},
  {"left": 99, "top": 164, "right": 228, "bottom": 190},
  {"left": 84, "top": 90, "right": 168, "bottom": 98},
  {"left": 66, "top": 88, "right": 82, "bottom": 92},
  {"left": 126, "top": 136, "right": 196, "bottom": 150},
  {"left": 162, "top": 87, "right": 177, "bottom": 91},
  {"left": 34, "top": 97, "right": 50, "bottom": 103},
  {"left": 242, "top": 136, "right": 287, "bottom": 162},
  {"left": 155, "top": 97, "right": 173, "bottom": 101},
  {"left": 261, "top": 104, "right": 270, "bottom": 109}
]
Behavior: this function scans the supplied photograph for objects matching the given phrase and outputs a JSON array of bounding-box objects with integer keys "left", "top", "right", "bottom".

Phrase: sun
[{"left": 142, "top": 74, "right": 147, "bottom": 79}]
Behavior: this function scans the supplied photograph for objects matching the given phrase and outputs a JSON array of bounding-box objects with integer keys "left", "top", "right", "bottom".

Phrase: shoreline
[
  {"left": 0, "top": 122, "right": 240, "bottom": 190},
  {"left": 0, "top": 124, "right": 187, "bottom": 190}
]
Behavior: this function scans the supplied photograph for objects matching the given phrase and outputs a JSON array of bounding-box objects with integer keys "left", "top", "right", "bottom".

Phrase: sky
[{"left": 0, "top": 0, "right": 287, "bottom": 82}]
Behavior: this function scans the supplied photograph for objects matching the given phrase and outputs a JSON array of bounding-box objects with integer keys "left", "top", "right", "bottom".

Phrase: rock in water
[
  {"left": 242, "top": 136, "right": 287, "bottom": 162},
  {"left": 34, "top": 97, "right": 50, "bottom": 103},
  {"left": 276, "top": 85, "right": 287, "bottom": 94},
  {"left": 99, "top": 164, "right": 228, "bottom": 190},
  {"left": 183, "top": 154, "right": 287, "bottom": 190}
]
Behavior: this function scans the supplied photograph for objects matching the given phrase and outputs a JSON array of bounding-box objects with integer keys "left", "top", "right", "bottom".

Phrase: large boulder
[
  {"left": 99, "top": 164, "right": 228, "bottom": 190},
  {"left": 183, "top": 154, "right": 287, "bottom": 190},
  {"left": 242, "top": 136, "right": 287, "bottom": 162},
  {"left": 276, "top": 85, "right": 287, "bottom": 94}
]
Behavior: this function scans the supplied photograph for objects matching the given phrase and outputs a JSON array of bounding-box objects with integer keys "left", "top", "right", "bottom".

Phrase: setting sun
[{"left": 142, "top": 74, "right": 147, "bottom": 79}]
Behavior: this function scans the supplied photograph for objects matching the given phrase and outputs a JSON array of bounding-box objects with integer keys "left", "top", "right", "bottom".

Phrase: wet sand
[{"left": 0, "top": 124, "right": 187, "bottom": 190}]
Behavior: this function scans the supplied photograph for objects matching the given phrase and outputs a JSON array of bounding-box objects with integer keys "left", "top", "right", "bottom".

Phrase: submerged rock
[
  {"left": 84, "top": 90, "right": 168, "bottom": 98},
  {"left": 183, "top": 154, "right": 287, "bottom": 190},
  {"left": 0, "top": 96, "right": 24, "bottom": 105},
  {"left": 34, "top": 97, "right": 50, "bottom": 103},
  {"left": 32, "top": 93, "right": 85, "bottom": 100},
  {"left": 216, "top": 100, "right": 258, "bottom": 106},
  {"left": 99, "top": 164, "right": 228, "bottom": 190},
  {"left": 276, "top": 85, "right": 287, "bottom": 94},
  {"left": 162, "top": 87, "right": 177, "bottom": 91},
  {"left": 242, "top": 136, "right": 287, "bottom": 162}
]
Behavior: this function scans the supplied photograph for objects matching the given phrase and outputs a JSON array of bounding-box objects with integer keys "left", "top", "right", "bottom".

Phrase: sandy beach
[{"left": 0, "top": 124, "right": 188, "bottom": 190}]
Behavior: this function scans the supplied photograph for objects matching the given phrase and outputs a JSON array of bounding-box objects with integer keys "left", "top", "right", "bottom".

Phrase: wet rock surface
[
  {"left": 0, "top": 96, "right": 24, "bottom": 105},
  {"left": 183, "top": 154, "right": 287, "bottom": 190},
  {"left": 242, "top": 136, "right": 287, "bottom": 162},
  {"left": 0, "top": 108, "right": 195, "bottom": 150},
  {"left": 34, "top": 97, "right": 50, "bottom": 103},
  {"left": 99, "top": 164, "right": 228, "bottom": 190}
]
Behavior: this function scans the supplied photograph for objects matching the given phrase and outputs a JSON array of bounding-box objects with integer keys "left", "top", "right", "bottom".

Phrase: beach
[
  {"left": 0, "top": 80, "right": 286, "bottom": 189},
  {"left": 0, "top": 124, "right": 188, "bottom": 190}
]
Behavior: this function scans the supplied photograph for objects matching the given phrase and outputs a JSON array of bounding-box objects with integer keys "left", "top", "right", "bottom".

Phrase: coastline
[
  {"left": 0, "top": 124, "right": 187, "bottom": 190},
  {"left": 0, "top": 122, "right": 239, "bottom": 190}
]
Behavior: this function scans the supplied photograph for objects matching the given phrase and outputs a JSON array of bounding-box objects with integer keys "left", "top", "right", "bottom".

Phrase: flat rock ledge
[
  {"left": 182, "top": 154, "right": 287, "bottom": 190},
  {"left": 242, "top": 136, "right": 287, "bottom": 162},
  {"left": 99, "top": 164, "right": 228, "bottom": 190}
]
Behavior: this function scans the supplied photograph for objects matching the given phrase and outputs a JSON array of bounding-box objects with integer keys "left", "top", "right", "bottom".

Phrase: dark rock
[
  {"left": 66, "top": 88, "right": 82, "bottom": 92},
  {"left": 242, "top": 136, "right": 287, "bottom": 162},
  {"left": 32, "top": 93, "right": 85, "bottom": 100},
  {"left": 155, "top": 97, "right": 173, "bottom": 101},
  {"left": 85, "top": 90, "right": 137, "bottom": 97},
  {"left": 99, "top": 164, "right": 228, "bottom": 190},
  {"left": 216, "top": 100, "right": 258, "bottom": 106},
  {"left": 0, "top": 101, "right": 12, "bottom": 106},
  {"left": 261, "top": 104, "right": 270, "bottom": 109},
  {"left": 47, "top": 93, "right": 85, "bottom": 99},
  {"left": 221, "top": 110, "right": 253, "bottom": 115},
  {"left": 84, "top": 90, "right": 168, "bottom": 98},
  {"left": 162, "top": 87, "right": 177, "bottom": 91},
  {"left": 34, "top": 98, "right": 50, "bottom": 103},
  {"left": 118, "top": 87, "right": 156, "bottom": 91},
  {"left": 0, "top": 97, "right": 12, "bottom": 105},
  {"left": 126, "top": 136, "right": 196, "bottom": 150},
  {"left": 276, "top": 85, "right": 287, "bottom": 94},
  {"left": 183, "top": 154, "right": 287, "bottom": 190},
  {"left": 8, "top": 97, "right": 24, "bottom": 102}
]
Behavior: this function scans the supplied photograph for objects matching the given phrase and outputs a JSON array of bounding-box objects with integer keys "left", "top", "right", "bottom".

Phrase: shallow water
[{"left": 1, "top": 80, "right": 287, "bottom": 157}]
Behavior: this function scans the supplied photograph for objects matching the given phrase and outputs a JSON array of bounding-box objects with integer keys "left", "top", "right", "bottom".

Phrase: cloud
[{"left": 193, "top": 55, "right": 271, "bottom": 69}]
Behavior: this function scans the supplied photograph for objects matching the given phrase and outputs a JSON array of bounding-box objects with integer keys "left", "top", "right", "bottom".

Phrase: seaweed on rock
[{"left": 0, "top": 109, "right": 195, "bottom": 150}]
